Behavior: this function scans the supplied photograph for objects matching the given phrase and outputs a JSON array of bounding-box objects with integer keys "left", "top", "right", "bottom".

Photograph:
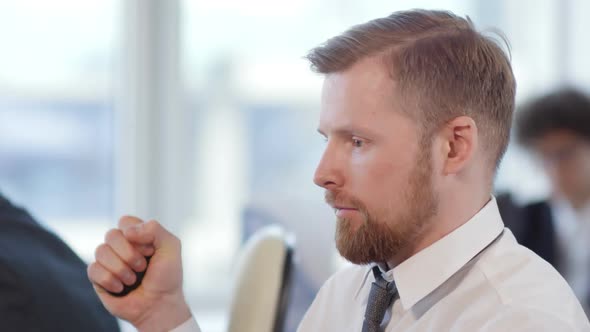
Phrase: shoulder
[
  {"left": 475, "top": 230, "right": 586, "bottom": 324},
  {"left": 478, "top": 304, "right": 590, "bottom": 331},
  {"left": 0, "top": 217, "right": 55, "bottom": 263},
  {"left": 478, "top": 229, "right": 566, "bottom": 296},
  {"left": 0, "top": 204, "right": 74, "bottom": 262},
  {"left": 0, "top": 258, "right": 34, "bottom": 309},
  {"left": 0, "top": 201, "right": 44, "bottom": 245}
]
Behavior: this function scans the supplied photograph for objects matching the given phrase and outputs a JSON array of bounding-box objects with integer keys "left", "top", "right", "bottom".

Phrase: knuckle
[
  {"left": 114, "top": 266, "right": 129, "bottom": 278},
  {"left": 173, "top": 236, "right": 181, "bottom": 250},
  {"left": 94, "top": 243, "right": 110, "bottom": 260},
  {"left": 119, "top": 215, "right": 142, "bottom": 228},
  {"left": 104, "top": 228, "right": 121, "bottom": 243},
  {"left": 120, "top": 254, "right": 135, "bottom": 268},
  {"left": 146, "top": 219, "right": 160, "bottom": 231},
  {"left": 121, "top": 251, "right": 137, "bottom": 265},
  {"left": 139, "top": 245, "right": 154, "bottom": 257},
  {"left": 87, "top": 263, "right": 97, "bottom": 280},
  {"left": 89, "top": 264, "right": 113, "bottom": 287},
  {"left": 100, "top": 273, "right": 116, "bottom": 288}
]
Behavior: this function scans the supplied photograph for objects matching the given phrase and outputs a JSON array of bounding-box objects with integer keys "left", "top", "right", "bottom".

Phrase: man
[
  {"left": 499, "top": 88, "right": 590, "bottom": 313},
  {"left": 88, "top": 9, "right": 590, "bottom": 331},
  {"left": 0, "top": 193, "right": 120, "bottom": 331}
]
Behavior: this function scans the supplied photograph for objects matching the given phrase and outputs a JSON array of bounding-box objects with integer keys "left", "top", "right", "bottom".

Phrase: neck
[{"left": 386, "top": 190, "right": 491, "bottom": 268}]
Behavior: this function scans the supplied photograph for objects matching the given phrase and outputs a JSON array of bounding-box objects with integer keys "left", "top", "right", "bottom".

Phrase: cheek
[
  {"left": 551, "top": 163, "right": 584, "bottom": 192},
  {"left": 349, "top": 151, "right": 414, "bottom": 198},
  {"left": 571, "top": 155, "right": 590, "bottom": 189},
  {"left": 552, "top": 166, "right": 574, "bottom": 184},
  {"left": 581, "top": 152, "right": 590, "bottom": 175}
]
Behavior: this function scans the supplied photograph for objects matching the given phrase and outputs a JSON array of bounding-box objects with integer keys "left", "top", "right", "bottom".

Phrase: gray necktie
[{"left": 361, "top": 266, "right": 398, "bottom": 332}]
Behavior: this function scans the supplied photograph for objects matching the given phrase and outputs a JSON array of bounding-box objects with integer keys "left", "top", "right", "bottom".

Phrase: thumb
[{"left": 122, "top": 220, "right": 179, "bottom": 251}]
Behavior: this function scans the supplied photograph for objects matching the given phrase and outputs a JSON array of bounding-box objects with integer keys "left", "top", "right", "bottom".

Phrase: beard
[{"left": 326, "top": 147, "right": 438, "bottom": 266}]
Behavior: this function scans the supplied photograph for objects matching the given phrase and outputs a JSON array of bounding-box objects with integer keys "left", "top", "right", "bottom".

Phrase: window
[
  {"left": 181, "top": 1, "right": 474, "bottom": 330},
  {"left": 2, "top": 1, "right": 590, "bottom": 331},
  {"left": 0, "top": 0, "right": 118, "bottom": 258}
]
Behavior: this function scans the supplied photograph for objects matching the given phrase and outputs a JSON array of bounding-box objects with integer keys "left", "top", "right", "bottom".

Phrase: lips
[
  {"left": 334, "top": 206, "right": 359, "bottom": 218},
  {"left": 334, "top": 206, "right": 357, "bottom": 212},
  {"left": 331, "top": 203, "right": 356, "bottom": 211},
  {"left": 325, "top": 191, "right": 362, "bottom": 216}
]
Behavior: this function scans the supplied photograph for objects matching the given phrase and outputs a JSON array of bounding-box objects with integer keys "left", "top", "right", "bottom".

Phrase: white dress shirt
[
  {"left": 172, "top": 197, "right": 590, "bottom": 331},
  {"left": 552, "top": 199, "right": 590, "bottom": 313},
  {"left": 297, "top": 197, "right": 590, "bottom": 331}
]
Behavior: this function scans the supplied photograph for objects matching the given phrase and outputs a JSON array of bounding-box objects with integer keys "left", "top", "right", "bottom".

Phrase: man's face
[
  {"left": 314, "top": 57, "right": 439, "bottom": 265},
  {"left": 534, "top": 130, "right": 590, "bottom": 208}
]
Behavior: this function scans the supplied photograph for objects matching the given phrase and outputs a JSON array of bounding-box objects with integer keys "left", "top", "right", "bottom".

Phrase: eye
[{"left": 352, "top": 137, "right": 364, "bottom": 148}]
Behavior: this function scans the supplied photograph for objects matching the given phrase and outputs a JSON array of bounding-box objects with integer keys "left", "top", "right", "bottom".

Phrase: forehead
[
  {"left": 321, "top": 56, "right": 393, "bottom": 109},
  {"left": 318, "top": 57, "right": 415, "bottom": 136},
  {"left": 535, "top": 130, "right": 584, "bottom": 150}
]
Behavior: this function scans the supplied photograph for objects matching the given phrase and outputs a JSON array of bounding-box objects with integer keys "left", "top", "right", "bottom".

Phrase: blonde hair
[{"left": 306, "top": 9, "right": 516, "bottom": 169}]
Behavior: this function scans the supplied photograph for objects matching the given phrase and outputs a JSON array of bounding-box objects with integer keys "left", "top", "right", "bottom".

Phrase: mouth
[
  {"left": 333, "top": 206, "right": 356, "bottom": 212},
  {"left": 333, "top": 206, "right": 359, "bottom": 217}
]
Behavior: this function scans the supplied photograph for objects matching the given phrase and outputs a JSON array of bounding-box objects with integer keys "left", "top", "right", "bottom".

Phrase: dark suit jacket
[
  {"left": 497, "top": 194, "right": 557, "bottom": 267},
  {"left": 0, "top": 194, "right": 119, "bottom": 332}
]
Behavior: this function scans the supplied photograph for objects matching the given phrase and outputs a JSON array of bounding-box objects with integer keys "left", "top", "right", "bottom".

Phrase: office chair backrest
[{"left": 227, "top": 225, "right": 294, "bottom": 332}]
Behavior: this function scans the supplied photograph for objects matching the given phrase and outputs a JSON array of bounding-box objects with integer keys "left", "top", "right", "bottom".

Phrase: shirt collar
[{"left": 356, "top": 196, "right": 504, "bottom": 310}]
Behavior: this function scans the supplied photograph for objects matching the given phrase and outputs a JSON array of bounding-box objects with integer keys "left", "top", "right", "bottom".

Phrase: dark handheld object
[{"left": 108, "top": 256, "right": 151, "bottom": 297}]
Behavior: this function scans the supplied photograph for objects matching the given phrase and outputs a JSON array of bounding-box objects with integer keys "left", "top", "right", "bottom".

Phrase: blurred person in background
[
  {"left": 0, "top": 193, "right": 120, "bottom": 331},
  {"left": 87, "top": 9, "right": 590, "bottom": 332},
  {"left": 499, "top": 88, "right": 590, "bottom": 314}
]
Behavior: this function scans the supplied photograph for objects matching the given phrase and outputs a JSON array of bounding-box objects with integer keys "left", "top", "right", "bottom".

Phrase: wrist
[{"left": 134, "top": 292, "right": 192, "bottom": 332}]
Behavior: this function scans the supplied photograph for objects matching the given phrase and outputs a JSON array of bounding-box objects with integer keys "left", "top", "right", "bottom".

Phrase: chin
[
  {"left": 338, "top": 251, "right": 375, "bottom": 266},
  {"left": 337, "top": 216, "right": 364, "bottom": 233}
]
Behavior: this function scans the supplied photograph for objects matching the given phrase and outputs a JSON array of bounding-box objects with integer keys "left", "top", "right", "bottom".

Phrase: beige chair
[{"left": 227, "top": 225, "right": 294, "bottom": 332}]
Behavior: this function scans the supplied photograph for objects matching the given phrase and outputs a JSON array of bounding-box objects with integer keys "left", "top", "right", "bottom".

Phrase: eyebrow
[{"left": 316, "top": 127, "right": 375, "bottom": 138}]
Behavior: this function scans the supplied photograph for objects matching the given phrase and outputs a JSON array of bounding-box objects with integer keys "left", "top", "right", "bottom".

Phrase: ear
[{"left": 439, "top": 116, "right": 478, "bottom": 175}]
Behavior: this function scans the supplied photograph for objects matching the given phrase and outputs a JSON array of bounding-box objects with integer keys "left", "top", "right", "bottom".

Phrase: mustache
[{"left": 324, "top": 190, "right": 364, "bottom": 210}]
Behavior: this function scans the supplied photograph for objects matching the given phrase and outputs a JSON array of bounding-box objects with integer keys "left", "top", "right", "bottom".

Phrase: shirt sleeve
[{"left": 169, "top": 317, "right": 202, "bottom": 332}]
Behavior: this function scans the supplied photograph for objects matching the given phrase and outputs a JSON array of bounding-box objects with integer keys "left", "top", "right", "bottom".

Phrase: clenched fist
[{"left": 87, "top": 216, "right": 192, "bottom": 332}]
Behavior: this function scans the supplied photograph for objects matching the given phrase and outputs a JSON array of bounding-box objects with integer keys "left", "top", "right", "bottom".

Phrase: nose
[{"left": 313, "top": 143, "right": 344, "bottom": 189}]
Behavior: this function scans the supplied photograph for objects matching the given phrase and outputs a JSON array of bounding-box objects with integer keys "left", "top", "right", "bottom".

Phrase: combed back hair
[
  {"left": 305, "top": 9, "right": 516, "bottom": 171},
  {"left": 516, "top": 88, "right": 590, "bottom": 146}
]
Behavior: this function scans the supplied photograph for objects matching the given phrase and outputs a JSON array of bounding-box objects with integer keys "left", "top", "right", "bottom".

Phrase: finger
[
  {"left": 118, "top": 215, "right": 145, "bottom": 231},
  {"left": 122, "top": 220, "right": 180, "bottom": 251},
  {"left": 117, "top": 216, "right": 155, "bottom": 257},
  {"left": 94, "top": 243, "right": 137, "bottom": 286},
  {"left": 105, "top": 229, "right": 148, "bottom": 272},
  {"left": 87, "top": 262, "right": 124, "bottom": 294},
  {"left": 136, "top": 244, "right": 155, "bottom": 257}
]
